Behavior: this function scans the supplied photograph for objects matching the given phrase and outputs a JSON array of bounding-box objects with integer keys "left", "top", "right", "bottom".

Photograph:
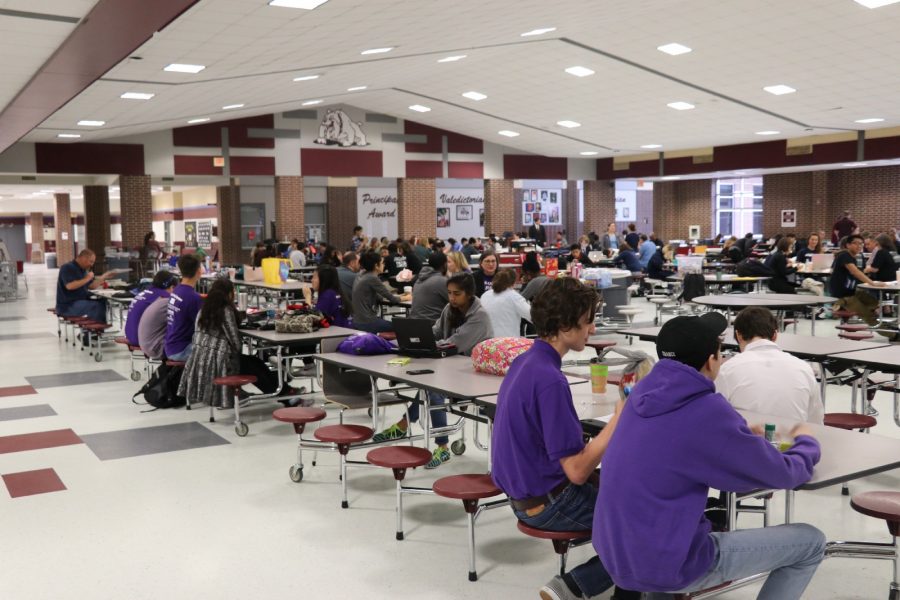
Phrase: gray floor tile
[
  {"left": 25, "top": 369, "right": 126, "bottom": 389},
  {"left": 0, "top": 404, "right": 57, "bottom": 422},
  {"left": 0, "top": 316, "right": 26, "bottom": 321},
  {"left": 81, "top": 422, "right": 230, "bottom": 461},
  {"left": 0, "top": 332, "right": 54, "bottom": 341}
]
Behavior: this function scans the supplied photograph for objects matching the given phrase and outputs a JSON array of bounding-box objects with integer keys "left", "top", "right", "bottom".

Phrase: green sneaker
[
  {"left": 425, "top": 446, "right": 451, "bottom": 469},
  {"left": 372, "top": 423, "right": 408, "bottom": 443}
]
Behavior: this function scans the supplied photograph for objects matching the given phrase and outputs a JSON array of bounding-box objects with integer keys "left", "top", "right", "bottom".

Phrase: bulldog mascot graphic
[{"left": 314, "top": 109, "right": 368, "bottom": 147}]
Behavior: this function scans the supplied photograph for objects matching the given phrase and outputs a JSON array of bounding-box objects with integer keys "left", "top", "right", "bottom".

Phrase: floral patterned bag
[{"left": 470, "top": 337, "right": 535, "bottom": 376}]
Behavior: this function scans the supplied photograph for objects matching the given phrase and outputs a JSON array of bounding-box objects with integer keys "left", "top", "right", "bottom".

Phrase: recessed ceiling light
[
  {"left": 221, "top": 104, "right": 245, "bottom": 110},
  {"left": 302, "top": 99, "right": 323, "bottom": 106},
  {"left": 293, "top": 74, "right": 320, "bottom": 81},
  {"left": 408, "top": 104, "right": 431, "bottom": 112},
  {"left": 854, "top": 0, "right": 900, "bottom": 8},
  {"left": 347, "top": 86, "right": 367, "bottom": 91},
  {"left": 556, "top": 120, "right": 581, "bottom": 128},
  {"left": 657, "top": 42, "right": 692, "bottom": 55},
  {"left": 268, "top": 0, "right": 329, "bottom": 8},
  {"left": 521, "top": 27, "right": 556, "bottom": 37},
  {"left": 855, "top": 117, "right": 884, "bottom": 123},
  {"left": 120, "top": 92, "right": 155, "bottom": 100},
  {"left": 667, "top": 101, "right": 695, "bottom": 110},
  {"left": 755, "top": 130, "right": 780, "bottom": 135},
  {"left": 57, "top": 134, "right": 81, "bottom": 139},
  {"left": 437, "top": 55, "right": 467, "bottom": 63},
  {"left": 580, "top": 151, "right": 599, "bottom": 156},
  {"left": 640, "top": 144, "right": 663, "bottom": 149},
  {"left": 187, "top": 118, "right": 210, "bottom": 124},
  {"left": 564, "top": 66, "right": 595, "bottom": 77},
  {"left": 498, "top": 130, "right": 520, "bottom": 137},
  {"left": 164, "top": 63, "right": 206, "bottom": 74},
  {"left": 661, "top": 175, "right": 681, "bottom": 180},
  {"left": 77, "top": 120, "right": 105, "bottom": 127},
  {"left": 763, "top": 84, "right": 796, "bottom": 95},
  {"left": 462, "top": 91, "right": 487, "bottom": 101},
  {"left": 360, "top": 47, "right": 393, "bottom": 55}
]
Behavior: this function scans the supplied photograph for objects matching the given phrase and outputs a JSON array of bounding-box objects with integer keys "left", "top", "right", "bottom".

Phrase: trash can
[{"left": 45, "top": 253, "right": 57, "bottom": 269}]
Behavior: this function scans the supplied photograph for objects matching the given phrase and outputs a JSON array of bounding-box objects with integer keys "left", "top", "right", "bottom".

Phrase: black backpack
[
  {"left": 132, "top": 363, "right": 186, "bottom": 410},
  {"left": 735, "top": 257, "right": 775, "bottom": 278}
]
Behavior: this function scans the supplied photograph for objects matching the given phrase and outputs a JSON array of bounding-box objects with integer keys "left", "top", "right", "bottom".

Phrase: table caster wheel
[
  {"left": 451, "top": 440, "right": 466, "bottom": 455},
  {"left": 130, "top": 371, "right": 141, "bottom": 381},
  {"left": 94, "top": 352, "right": 103, "bottom": 362},
  {"left": 235, "top": 422, "right": 249, "bottom": 437},
  {"left": 289, "top": 465, "right": 303, "bottom": 482}
]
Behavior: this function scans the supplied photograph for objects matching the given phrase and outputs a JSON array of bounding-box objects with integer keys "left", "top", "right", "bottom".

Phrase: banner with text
[
  {"left": 436, "top": 187, "right": 484, "bottom": 241},
  {"left": 357, "top": 187, "right": 398, "bottom": 240}
]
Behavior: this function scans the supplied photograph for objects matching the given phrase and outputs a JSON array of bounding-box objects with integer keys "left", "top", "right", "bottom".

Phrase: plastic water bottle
[{"left": 266, "top": 303, "right": 276, "bottom": 321}]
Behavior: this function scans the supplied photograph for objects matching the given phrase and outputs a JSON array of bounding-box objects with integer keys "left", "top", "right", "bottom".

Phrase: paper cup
[
  {"left": 403, "top": 286, "right": 412, "bottom": 294},
  {"left": 590, "top": 363, "right": 608, "bottom": 394}
]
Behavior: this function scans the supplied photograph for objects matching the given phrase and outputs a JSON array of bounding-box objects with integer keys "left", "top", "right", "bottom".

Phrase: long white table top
[{"left": 240, "top": 326, "right": 358, "bottom": 344}]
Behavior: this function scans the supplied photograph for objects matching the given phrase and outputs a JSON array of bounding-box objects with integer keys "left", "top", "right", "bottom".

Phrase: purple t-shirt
[
  {"left": 490, "top": 340, "right": 583, "bottom": 500},
  {"left": 164, "top": 284, "right": 203, "bottom": 357},
  {"left": 124, "top": 288, "right": 168, "bottom": 345},
  {"left": 316, "top": 288, "right": 351, "bottom": 328}
]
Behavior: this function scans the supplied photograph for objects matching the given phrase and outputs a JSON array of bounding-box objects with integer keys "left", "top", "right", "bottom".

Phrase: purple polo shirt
[
  {"left": 164, "top": 283, "right": 203, "bottom": 357},
  {"left": 124, "top": 288, "right": 169, "bottom": 346},
  {"left": 490, "top": 339, "right": 584, "bottom": 500}
]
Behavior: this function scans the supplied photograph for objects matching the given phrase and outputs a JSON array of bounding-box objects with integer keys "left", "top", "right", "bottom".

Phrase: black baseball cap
[{"left": 656, "top": 312, "right": 728, "bottom": 371}]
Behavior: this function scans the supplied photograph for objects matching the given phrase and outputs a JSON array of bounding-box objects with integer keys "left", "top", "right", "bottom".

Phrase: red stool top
[
  {"left": 65, "top": 316, "right": 91, "bottom": 323},
  {"left": 166, "top": 360, "right": 187, "bottom": 367},
  {"left": 850, "top": 491, "right": 900, "bottom": 536},
  {"left": 517, "top": 520, "right": 589, "bottom": 542},
  {"left": 586, "top": 339, "right": 617, "bottom": 352},
  {"left": 314, "top": 424, "right": 373, "bottom": 444},
  {"left": 608, "top": 373, "right": 623, "bottom": 386},
  {"left": 367, "top": 446, "right": 433, "bottom": 469},
  {"left": 433, "top": 473, "right": 502, "bottom": 501},
  {"left": 273, "top": 406, "right": 327, "bottom": 424},
  {"left": 213, "top": 374, "right": 257, "bottom": 387},
  {"left": 82, "top": 322, "right": 111, "bottom": 331},
  {"left": 824, "top": 413, "right": 877, "bottom": 430},
  {"left": 832, "top": 309, "right": 857, "bottom": 319},
  {"left": 839, "top": 332, "right": 874, "bottom": 341},
  {"left": 115, "top": 336, "right": 128, "bottom": 344},
  {"left": 378, "top": 331, "right": 397, "bottom": 341},
  {"left": 836, "top": 323, "right": 870, "bottom": 332}
]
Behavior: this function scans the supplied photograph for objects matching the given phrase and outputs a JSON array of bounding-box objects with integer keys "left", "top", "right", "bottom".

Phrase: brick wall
[
  {"left": 54, "top": 193, "right": 74, "bottom": 264},
  {"left": 119, "top": 175, "right": 152, "bottom": 251},
  {"left": 583, "top": 180, "right": 615, "bottom": 236},
  {"left": 397, "top": 178, "right": 436, "bottom": 241},
  {"left": 326, "top": 186, "right": 358, "bottom": 249},
  {"left": 652, "top": 180, "right": 713, "bottom": 241},
  {"left": 274, "top": 176, "right": 305, "bottom": 241},
  {"left": 761, "top": 173, "right": 814, "bottom": 237},
  {"left": 483, "top": 179, "right": 513, "bottom": 238},
  {"left": 29, "top": 212, "right": 43, "bottom": 263},
  {"left": 83, "top": 185, "right": 110, "bottom": 271},
  {"left": 216, "top": 185, "right": 244, "bottom": 264}
]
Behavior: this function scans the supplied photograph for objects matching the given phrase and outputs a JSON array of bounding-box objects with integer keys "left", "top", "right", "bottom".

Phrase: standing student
[
  {"left": 832, "top": 210, "right": 858, "bottom": 245},
  {"left": 164, "top": 254, "right": 203, "bottom": 361},
  {"left": 351, "top": 251, "right": 410, "bottom": 333},
  {"left": 529, "top": 216, "right": 547, "bottom": 246},
  {"left": 601, "top": 222, "right": 621, "bottom": 253},
  {"left": 125, "top": 271, "right": 178, "bottom": 346},
  {"left": 55, "top": 249, "right": 114, "bottom": 324},
  {"left": 473, "top": 251, "right": 498, "bottom": 296},
  {"left": 624, "top": 223, "right": 640, "bottom": 249},
  {"left": 480, "top": 269, "right": 532, "bottom": 337}
]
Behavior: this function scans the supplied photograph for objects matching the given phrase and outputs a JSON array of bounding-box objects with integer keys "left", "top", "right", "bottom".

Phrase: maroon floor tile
[
  {"left": 0, "top": 429, "right": 82, "bottom": 454},
  {"left": 2, "top": 468, "right": 66, "bottom": 498},
  {"left": 0, "top": 385, "right": 37, "bottom": 398}
]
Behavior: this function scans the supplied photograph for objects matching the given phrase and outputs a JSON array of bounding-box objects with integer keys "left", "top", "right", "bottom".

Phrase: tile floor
[{"left": 0, "top": 264, "right": 896, "bottom": 599}]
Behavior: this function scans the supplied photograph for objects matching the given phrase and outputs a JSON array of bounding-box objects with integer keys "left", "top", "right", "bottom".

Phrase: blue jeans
[
  {"left": 513, "top": 482, "right": 615, "bottom": 597},
  {"left": 408, "top": 390, "right": 448, "bottom": 445},
  {"left": 647, "top": 524, "right": 826, "bottom": 600},
  {"left": 167, "top": 343, "right": 193, "bottom": 362},
  {"left": 355, "top": 318, "right": 393, "bottom": 333},
  {"left": 60, "top": 299, "right": 107, "bottom": 324}
]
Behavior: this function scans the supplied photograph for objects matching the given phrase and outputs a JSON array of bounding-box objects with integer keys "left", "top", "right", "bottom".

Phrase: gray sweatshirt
[
  {"left": 352, "top": 271, "right": 401, "bottom": 324},
  {"left": 433, "top": 296, "right": 493, "bottom": 355},
  {"left": 520, "top": 274, "right": 551, "bottom": 301},
  {"left": 410, "top": 266, "right": 448, "bottom": 322}
]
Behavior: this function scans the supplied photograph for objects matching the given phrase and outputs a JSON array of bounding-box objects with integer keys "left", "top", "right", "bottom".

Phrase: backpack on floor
[{"left": 132, "top": 363, "right": 186, "bottom": 410}]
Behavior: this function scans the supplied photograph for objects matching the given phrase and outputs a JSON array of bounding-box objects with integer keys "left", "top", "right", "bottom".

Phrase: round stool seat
[
  {"left": 166, "top": 360, "right": 186, "bottom": 367},
  {"left": 649, "top": 297, "right": 672, "bottom": 305},
  {"left": 65, "top": 316, "right": 91, "bottom": 323},
  {"left": 836, "top": 323, "right": 870, "bottom": 332},
  {"left": 850, "top": 491, "right": 900, "bottom": 536},
  {"left": 517, "top": 520, "right": 589, "bottom": 542},
  {"left": 273, "top": 406, "right": 326, "bottom": 425},
  {"left": 586, "top": 339, "right": 616, "bottom": 349},
  {"left": 618, "top": 307, "right": 642, "bottom": 314},
  {"left": 378, "top": 331, "right": 397, "bottom": 341},
  {"left": 824, "top": 413, "right": 877, "bottom": 430},
  {"left": 213, "top": 374, "right": 256, "bottom": 388},
  {"left": 367, "top": 446, "right": 433, "bottom": 470},
  {"left": 839, "top": 331, "right": 874, "bottom": 341},
  {"left": 832, "top": 309, "right": 857, "bottom": 319},
  {"left": 82, "top": 322, "right": 111, "bottom": 331},
  {"left": 314, "top": 424, "right": 373, "bottom": 445},
  {"left": 433, "top": 474, "right": 501, "bottom": 501}
]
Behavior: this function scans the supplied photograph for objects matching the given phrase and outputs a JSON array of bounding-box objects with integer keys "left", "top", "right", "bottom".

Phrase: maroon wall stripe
[
  {"left": 153, "top": 205, "right": 218, "bottom": 221},
  {"left": 406, "top": 160, "right": 443, "bottom": 178},
  {"left": 173, "top": 155, "right": 275, "bottom": 176},
  {"left": 448, "top": 161, "right": 484, "bottom": 179},
  {"left": 173, "top": 115, "right": 275, "bottom": 149},
  {"left": 301, "top": 148, "right": 383, "bottom": 177},
  {"left": 503, "top": 155, "right": 568, "bottom": 180},
  {"left": 404, "top": 120, "right": 484, "bottom": 154},
  {"left": 35, "top": 142, "right": 145, "bottom": 175}
]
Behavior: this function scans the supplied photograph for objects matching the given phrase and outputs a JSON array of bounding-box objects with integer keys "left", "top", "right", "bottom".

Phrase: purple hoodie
[{"left": 594, "top": 359, "right": 820, "bottom": 592}]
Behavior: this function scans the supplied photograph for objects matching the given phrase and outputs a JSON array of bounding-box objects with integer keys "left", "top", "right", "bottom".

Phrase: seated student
[
  {"left": 637, "top": 234, "right": 656, "bottom": 269},
  {"left": 409, "top": 252, "right": 449, "bottom": 322},
  {"left": 55, "top": 249, "right": 115, "bottom": 325},
  {"left": 646, "top": 243, "right": 676, "bottom": 280},
  {"left": 473, "top": 251, "right": 498, "bottom": 296},
  {"left": 178, "top": 279, "right": 279, "bottom": 407},
  {"left": 764, "top": 236, "right": 800, "bottom": 293},
  {"left": 383, "top": 242, "right": 408, "bottom": 282},
  {"left": 865, "top": 234, "right": 898, "bottom": 282},
  {"left": 830, "top": 234, "right": 885, "bottom": 326},
  {"left": 716, "top": 307, "right": 823, "bottom": 423},
  {"left": 164, "top": 254, "right": 204, "bottom": 362},
  {"left": 400, "top": 241, "right": 422, "bottom": 275},
  {"left": 125, "top": 271, "right": 178, "bottom": 346},
  {"left": 137, "top": 283, "right": 177, "bottom": 361},
  {"left": 520, "top": 251, "right": 550, "bottom": 301},
  {"left": 373, "top": 273, "right": 492, "bottom": 469},
  {"left": 461, "top": 237, "right": 479, "bottom": 261},
  {"left": 595, "top": 312, "right": 825, "bottom": 599},
  {"left": 567, "top": 244, "right": 594, "bottom": 268},
  {"left": 351, "top": 251, "right": 410, "bottom": 333},
  {"left": 288, "top": 239, "right": 306, "bottom": 269},
  {"left": 446, "top": 251, "right": 471, "bottom": 276},
  {"left": 613, "top": 242, "right": 643, "bottom": 272},
  {"left": 303, "top": 264, "right": 352, "bottom": 328},
  {"left": 337, "top": 251, "right": 359, "bottom": 302},
  {"left": 480, "top": 269, "right": 532, "bottom": 338},
  {"left": 491, "top": 278, "right": 639, "bottom": 600},
  {"left": 793, "top": 232, "right": 822, "bottom": 264}
]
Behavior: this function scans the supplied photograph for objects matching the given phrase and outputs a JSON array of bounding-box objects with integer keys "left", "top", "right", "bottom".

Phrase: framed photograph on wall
[
  {"left": 688, "top": 225, "right": 701, "bottom": 239},
  {"left": 525, "top": 202, "right": 534, "bottom": 213},
  {"left": 530, "top": 189, "right": 537, "bottom": 202},
  {"left": 523, "top": 213, "right": 533, "bottom": 225},
  {"left": 479, "top": 208, "right": 484, "bottom": 227},
  {"left": 436, "top": 208, "right": 450, "bottom": 228},
  {"left": 532, "top": 212, "right": 541, "bottom": 223},
  {"left": 781, "top": 209, "right": 796, "bottom": 228},
  {"left": 549, "top": 191, "right": 558, "bottom": 203},
  {"left": 456, "top": 205, "right": 473, "bottom": 221},
  {"left": 184, "top": 221, "right": 197, "bottom": 248}
]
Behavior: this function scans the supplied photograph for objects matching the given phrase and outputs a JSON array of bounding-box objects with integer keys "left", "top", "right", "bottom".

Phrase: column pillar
[
  {"left": 29, "top": 212, "right": 44, "bottom": 264},
  {"left": 811, "top": 171, "right": 831, "bottom": 240},
  {"left": 482, "top": 179, "right": 514, "bottom": 238},
  {"left": 565, "top": 181, "right": 580, "bottom": 240},
  {"left": 326, "top": 185, "right": 359, "bottom": 249},
  {"left": 583, "top": 180, "right": 615, "bottom": 238},
  {"left": 397, "top": 178, "right": 436, "bottom": 241},
  {"left": 54, "top": 193, "right": 74, "bottom": 265},
  {"left": 275, "top": 176, "right": 305, "bottom": 240},
  {"left": 217, "top": 185, "right": 243, "bottom": 264},
  {"left": 83, "top": 185, "right": 110, "bottom": 272},
  {"left": 119, "top": 175, "right": 152, "bottom": 251}
]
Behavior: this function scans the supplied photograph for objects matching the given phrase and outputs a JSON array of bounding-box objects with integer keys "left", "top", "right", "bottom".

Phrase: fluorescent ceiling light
[
  {"left": 408, "top": 104, "right": 431, "bottom": 112},
  {"left": 521, "top": 27, "right": 556, "bottom": 37},
  {"left": 302, "top": 99, "right": 323, "bottom": 105},
  {"left": 854, "top": 0, "right": 900, "bottom": 7},
  {"left": 661, "top": 176, "right": 681, "bottom": 180},
  {"left": 763, "top": 84, "right": 796, "bottom": 95},
  {"left": 556, "top": 120, "right": 581, "bottom": 128},
  {"left": 855, "top": 117, "right": 884, "bottom": 123},
  {"left": 755, "top": 130, "right": 780, "bottom": 135},
  {"left": 641, "top": 144, "right": 662, "bottom": 149},
  {"left": 667, "top": 101, "right": 695, "bottom": 110},
  {"left": 57, "top": 134, "right": 81, "bottom": 138},
  {"left": 293, "top": 74, "right": 320, "bottom": 81},
  {"left": 462, "top": 91, "right": 487, "bottom": 101},
  {"left": 657, "top": 42, "right": 692, "bottom": 55},
  {"left": 437, "top": 55, "right": 466, "bottom": 63},
  {"left": 164, "top": 63, "right": 206, "bottom": 74},
  {"left": 120, "top": 92, "right": 154, "bottom": 100},
  {"left": 77, "top": 120, "right": 105, "bottom": 127},
  {"left": 580, "top": 151, "right": 599, "bottom": 156},
  {"left": 360, "top": 47, "right": 393, "bottom": 55},
  {"left": 565, "top": 66, "right": 594, "bottom": 77},
  {"left": 268, "top": 0, "right": 329, "bottom": 8},
  {"left": 222, "top": 104, "right": 244, "bottom": 110},
  {"left": 347, "top": 86, "right": 367, "bottom": 91},
  {"left": 498, "top": 130, "right": 520, "bottom": 137},
  {"left": 187, "top": 118, "right": 210, "bottom": 124}
]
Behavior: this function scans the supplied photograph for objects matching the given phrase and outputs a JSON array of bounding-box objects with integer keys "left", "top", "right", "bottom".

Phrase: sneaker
[
  {"left": 372, "top": 423, "right": 408, "bottom": 443},
  {"left": 539, "top": 575, "right": 580, "bottom": 600},
  {"left": 424, "top": 446, "right": 451, "bottom": 469}
]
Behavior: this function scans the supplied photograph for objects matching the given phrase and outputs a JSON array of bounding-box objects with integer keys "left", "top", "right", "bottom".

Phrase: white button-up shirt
[{"left": 716, "top": 338, "right": 824, "bottom": 424}]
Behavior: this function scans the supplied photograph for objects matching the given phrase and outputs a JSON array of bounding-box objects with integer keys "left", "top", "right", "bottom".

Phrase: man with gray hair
[{"left": 55, "top": 249, "right": 113, "bottom": 323}]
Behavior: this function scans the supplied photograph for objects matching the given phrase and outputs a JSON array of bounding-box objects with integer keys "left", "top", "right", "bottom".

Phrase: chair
[
  {"left": 314, "top": 424, "right": 374, "bottom": 508},
  {"left": 212, "top": 374, "right": 257, "bottom": 437},
  {"left": 516, "top": 521, "right": 591, "bottom": 577},
  {"left": 273, "top": 406, "right": 327, "bottom": 482},
  {"left": 116, "top": 337, "right": 147, "bottom": 381},
  {"left": 366, "top": 446, "right": 434, "bottom": 539},
  {"left": 824, "top": 413, "right": 877, "bottom": 496}
]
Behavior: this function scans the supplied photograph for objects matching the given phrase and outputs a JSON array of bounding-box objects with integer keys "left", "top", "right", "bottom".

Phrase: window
[
  {"left": 240, "top": 204, "right": 265, "bottom": 250},
  {"left": 714, "top": 177, "right": 763, "bottom": 238}
]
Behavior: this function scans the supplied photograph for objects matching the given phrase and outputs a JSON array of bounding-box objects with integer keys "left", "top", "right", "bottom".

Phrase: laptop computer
[
  {"left": 810, "top": 254, "right": 834, "bottom": 270},
  {"left": 392, "top": 318, "right": 458, "bottom": 358}
]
